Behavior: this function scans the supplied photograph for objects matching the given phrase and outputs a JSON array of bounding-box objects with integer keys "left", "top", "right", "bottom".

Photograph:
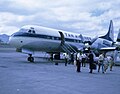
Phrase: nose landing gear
[{"left": 27, "top": 54, "right": 34, "bottom": 62}]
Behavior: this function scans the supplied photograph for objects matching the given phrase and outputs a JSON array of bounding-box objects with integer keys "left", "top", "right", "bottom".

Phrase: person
[
  {"left": 81, "top": 53, "right": 87, "bottom": 67},
  {"left": 70, "top": 53, "right": 74, "bottom": 64},
  {"left": 76, "top": 52, "right": 82, "bottom": 72},
  {"left": 64, "top": 53, "right": 69, "bottom": 66},
  {"left": 98, "top": 53, "right": 105, "bottom": 73},
  {"left": 88, "top": 51, "right": 94, "bottom": 73},
  {"left": 103, "top": 55, "right": 109, "bottom": 73},
  {"left": 109, "top": 56, "right": 114, "bottom": 71}
]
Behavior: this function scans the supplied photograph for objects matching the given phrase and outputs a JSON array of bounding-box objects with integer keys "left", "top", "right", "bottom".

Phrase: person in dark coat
[
  {"left": 76, "top": 59, "right": 81, "bottom": 72},
  {"left": 71, "top": 53, "right": 74, "bottom": 64},
  {"left": 88, "top": 51, "right": 94, "bottom": 73}
]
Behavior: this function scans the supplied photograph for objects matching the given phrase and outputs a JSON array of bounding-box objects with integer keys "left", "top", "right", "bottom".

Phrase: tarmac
[{"left": 0, "top": 45, "right": 120, "bottom": 94}]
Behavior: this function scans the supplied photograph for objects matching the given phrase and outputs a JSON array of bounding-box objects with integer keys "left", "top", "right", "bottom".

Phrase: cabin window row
[{"left": 65, "top": 33, "right": 81, "bottom": 38}]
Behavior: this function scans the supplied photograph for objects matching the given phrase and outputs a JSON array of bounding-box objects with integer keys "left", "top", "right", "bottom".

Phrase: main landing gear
[{"left": 27, "top": 54, "right": 34, "bottom": 62}]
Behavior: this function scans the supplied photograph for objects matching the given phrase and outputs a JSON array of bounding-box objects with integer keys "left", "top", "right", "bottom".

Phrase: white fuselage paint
[
  {"left": 9, "top": 25, "right": 85, "bottom": 53},
  {"left": 9, "top": 36, "right": 61, "bottom": 52}
]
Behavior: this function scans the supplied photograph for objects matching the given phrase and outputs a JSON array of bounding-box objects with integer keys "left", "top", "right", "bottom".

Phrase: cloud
[
  {"left": 0, "top": 0, "right": 120, "bottom": 40},
  {"left": 0, "top": 25, "right": 19, "bottom": 35}
]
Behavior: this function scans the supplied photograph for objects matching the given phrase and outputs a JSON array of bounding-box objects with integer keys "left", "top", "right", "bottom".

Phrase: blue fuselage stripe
[{"left": 12, "top": 32, "right": 82, "bottom": 43}]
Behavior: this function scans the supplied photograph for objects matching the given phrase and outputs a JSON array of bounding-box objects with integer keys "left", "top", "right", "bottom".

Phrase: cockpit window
[
  {"left": 28, "top": 29, "right": 35, "bottom": 34},
  {"left": 11, "top": 32, "right": 24, "bottom": 37},
  {"left": 33, "top": 30, "right": 35, "bottom": 33},
  {"left": 28, "top": 30, "right": 32, "bottom": 33}
]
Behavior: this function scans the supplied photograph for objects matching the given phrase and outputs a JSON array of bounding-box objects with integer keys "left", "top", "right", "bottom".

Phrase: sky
[{"left": 0, "top": 0, "right": 120, "bottom": 40}]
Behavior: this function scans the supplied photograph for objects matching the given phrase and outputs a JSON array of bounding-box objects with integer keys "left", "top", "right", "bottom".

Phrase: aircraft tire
[{"left": 28, "top": 57, "right": 34, "bottom": 62}]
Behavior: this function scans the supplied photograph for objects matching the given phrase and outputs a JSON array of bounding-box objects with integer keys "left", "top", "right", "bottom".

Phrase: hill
[{"left": 0, "top": 34, "right": 10, "bottom": 44}]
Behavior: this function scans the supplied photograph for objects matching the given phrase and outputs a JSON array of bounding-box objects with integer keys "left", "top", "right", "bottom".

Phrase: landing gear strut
[{"left": 27, "top": 54, "right": 34, "bottom": 62}]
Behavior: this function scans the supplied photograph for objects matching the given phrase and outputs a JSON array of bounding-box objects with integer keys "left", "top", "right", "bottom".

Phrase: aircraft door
[{"left": 59, "top": 31, "right": 65, "bottom": 45}]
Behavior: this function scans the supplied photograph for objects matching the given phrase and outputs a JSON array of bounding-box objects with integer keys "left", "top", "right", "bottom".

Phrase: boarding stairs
[{"left": 61, "top": 43, "right": 77, "bottom": 54}]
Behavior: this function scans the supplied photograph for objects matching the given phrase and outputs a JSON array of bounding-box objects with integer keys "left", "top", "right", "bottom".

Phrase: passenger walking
[
  {"left": 88, "top": 51, "right": 94, "bottom": 73},
  {"left": 71, "top": 53, "right": 74, "bottom": 64},
  {"left": 81, "top": 53, "right": 86, "bottom": 67},
  {"left": 64, "top": 53, "right": 69, "bottom": 66},
  {"left": 98, "top": 53, "right": 105, "bottom": 73},
  {"left": 76, "top": 53, "right": 82, "bottom": 72},
  {"left": 109, "top": 56, "right": 114, "bottom": 71},
  {"left": 103, "top": 55, "right": 109, "bottom": 73}
]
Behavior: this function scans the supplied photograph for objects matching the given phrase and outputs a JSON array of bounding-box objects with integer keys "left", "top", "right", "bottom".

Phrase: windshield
[{"left": 11, "top": 28, "right": 28, "bottom": 36}]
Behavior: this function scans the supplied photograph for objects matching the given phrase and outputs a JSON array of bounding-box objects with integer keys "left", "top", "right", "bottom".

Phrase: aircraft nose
[
  {"left": 8, "top": 36, "right": 14, "bottom": 46},
  {"left": 8, "top": 32, "right": 24, "bottom": 48},
  {"left": 8, "top": 32, "right": 20, "bottom": 46}
]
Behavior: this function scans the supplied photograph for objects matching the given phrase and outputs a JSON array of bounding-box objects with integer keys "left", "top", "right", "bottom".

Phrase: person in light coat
[
  {"left": 81, "top": 53, "right": 87, "bottom": 67},
  {"left": 64, "top": 53, "right": 69, "bottom": 66},
  {"left": 76, "top": 53, "right": 82, "bottom": 72},
  {"left": 109, "top": 56, "right": 114, "bottom": 71},
  {"left": 103, "top": 55, "right": 109, "bottom": 73},
  {"left": 98, "top": 53, "right": 105, "bottom": 73}
]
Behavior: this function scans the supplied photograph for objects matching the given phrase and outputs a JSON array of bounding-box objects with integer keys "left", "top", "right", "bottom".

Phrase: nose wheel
[{"left": 27, "top": 54, "right": 34, "bottom": 62}]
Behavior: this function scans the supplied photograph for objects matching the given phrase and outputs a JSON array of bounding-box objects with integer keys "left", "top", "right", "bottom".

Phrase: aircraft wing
[{"left": 100, "top": 47, "right": 116, "bottom": 51}]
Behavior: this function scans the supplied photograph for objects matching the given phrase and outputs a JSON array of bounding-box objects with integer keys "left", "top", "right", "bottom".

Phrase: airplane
[
  {"left": 9, "top": 20, "right": 114, "bottom": 62},
  {"left": 9, "top": 25, "right": 85, "bottom": 62}
]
